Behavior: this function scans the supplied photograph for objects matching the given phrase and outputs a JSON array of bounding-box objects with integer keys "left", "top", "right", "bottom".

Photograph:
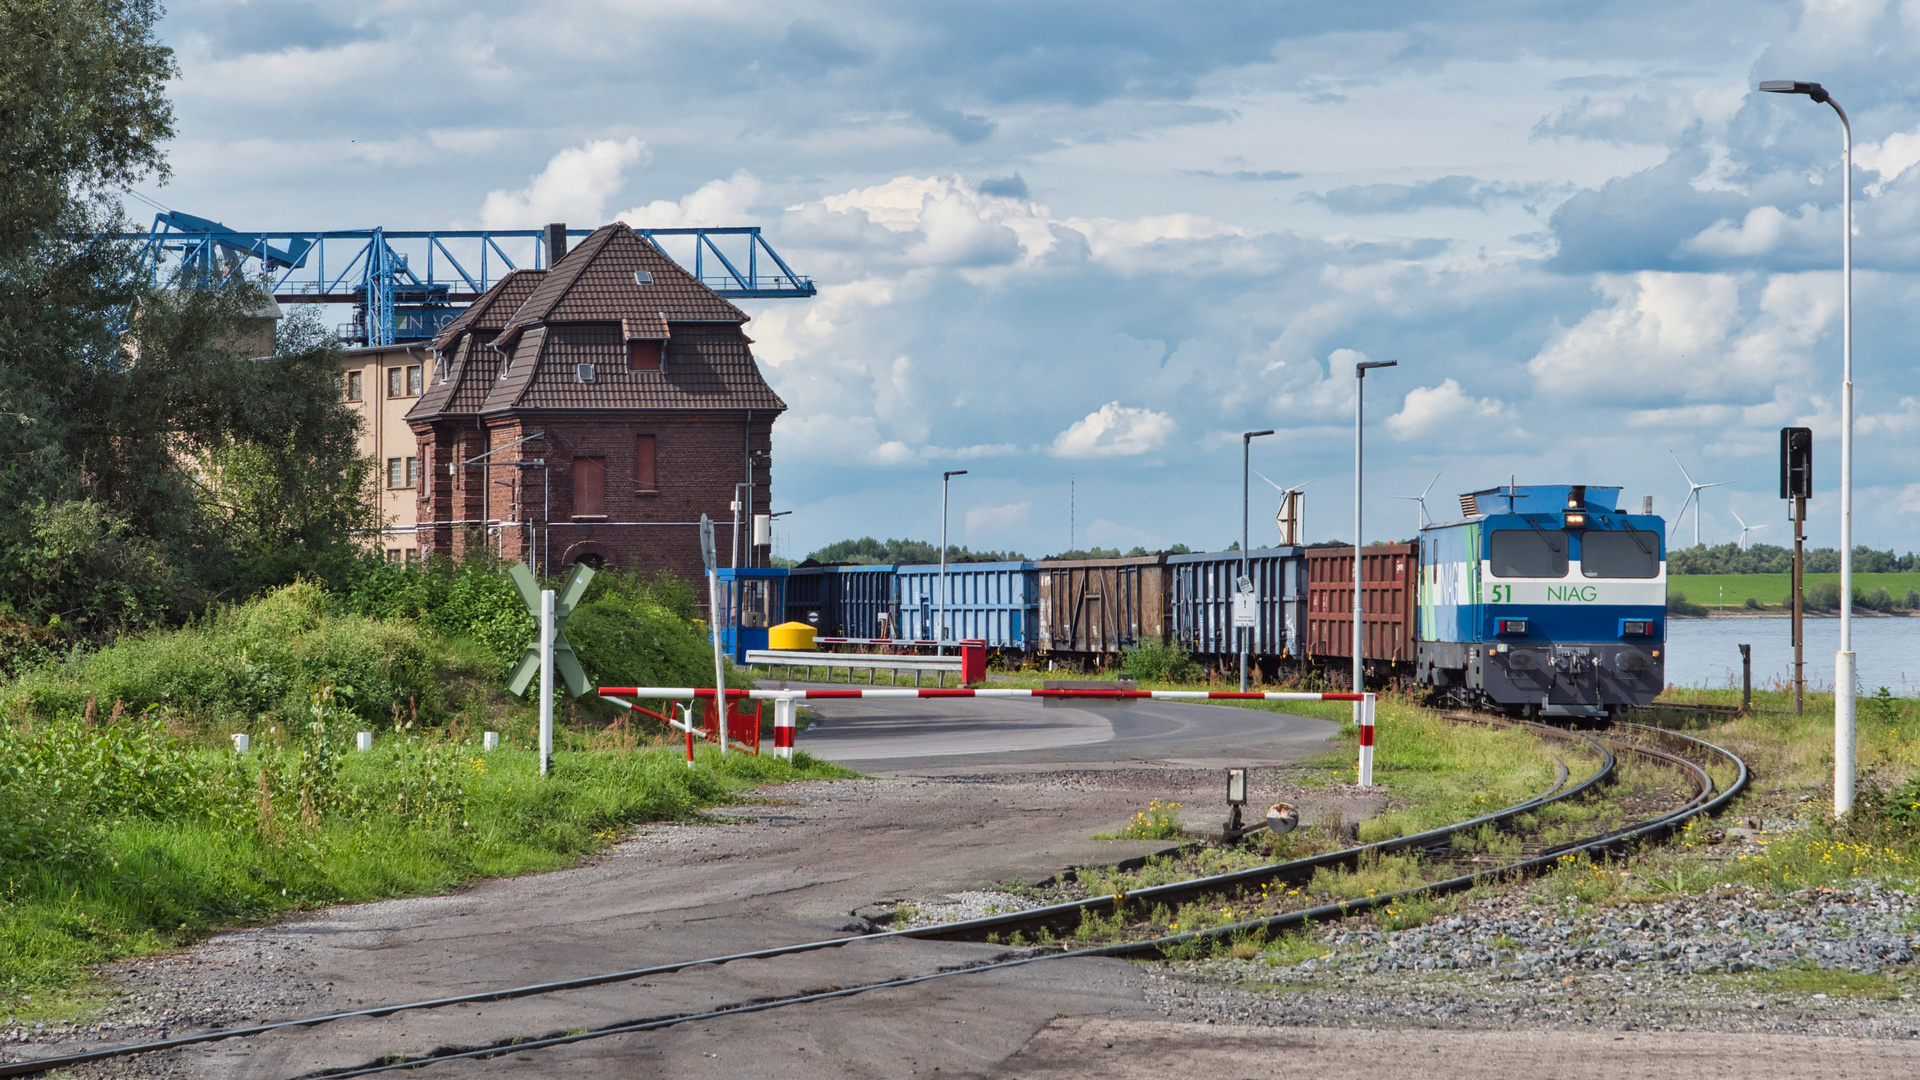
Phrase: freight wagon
[
  {"left": 738, "top": 480, "right": 1662, "bottom": 710},
  {"left": 1036, "top": 555, "right": 1169, "bottom": 657}
]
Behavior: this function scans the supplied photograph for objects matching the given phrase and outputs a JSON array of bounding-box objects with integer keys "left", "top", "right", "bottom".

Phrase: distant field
[{"left": 1669, "top": 572, "right": 1920, "bottom": 610}]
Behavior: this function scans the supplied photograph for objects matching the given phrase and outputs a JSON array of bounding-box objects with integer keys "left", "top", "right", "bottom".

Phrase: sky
[{"left": 138, "top": 0, "right": 1920, "bottom": 561}]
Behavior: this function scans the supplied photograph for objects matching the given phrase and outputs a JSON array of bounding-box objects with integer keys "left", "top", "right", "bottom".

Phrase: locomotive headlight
[{"left": 1564, "top": 512, "right": 1588, "bottom": 529}]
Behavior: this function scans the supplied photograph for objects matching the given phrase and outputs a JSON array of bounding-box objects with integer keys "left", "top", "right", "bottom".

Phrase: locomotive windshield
[
  {"left": 1579, "top": 530, "right": 1661, "bottom": 578},
  {"left": 1489, "top": 530, "right": 1568, "bottom": 577}
]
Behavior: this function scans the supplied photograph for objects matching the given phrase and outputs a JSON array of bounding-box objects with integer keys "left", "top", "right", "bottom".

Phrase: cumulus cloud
[
  {"left": 966, "top": 501, "right": 1031, "bottom": 535},
  {"left": 616, "top": 170, "right": 764, "bottom": 228},
  {"left": 1858, "top": 126, "right": 1920, "bottom": 196},
  {"left": 1049, "top": 403, "right": 1177, "bottom": 459},
  {"left": 478, "top": 137, "right": 648, "bottom": 229},
  {"left": 1525, "top": 271, "right": 1833, "bottom": 405},
  {"left": 1386, "top": 380, "right": 1519, "bottom": 440}
]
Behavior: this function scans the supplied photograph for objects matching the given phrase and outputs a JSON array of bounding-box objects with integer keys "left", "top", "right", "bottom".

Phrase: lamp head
[
  {"left": 1760, "top": 79, "right": 1830, "bottom": 104},
  {"left": 1244, "top": 429, "right": 1275, "bottom": 442},
  {"left": 944, "top": 469, "right": 968, "bottom": 480},
  {"left": 1355, "top": 360, "right": 1398, "bottom": 377}
]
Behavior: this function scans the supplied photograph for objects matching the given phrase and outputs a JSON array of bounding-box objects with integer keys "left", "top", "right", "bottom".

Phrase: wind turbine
[
  {"left": 1255, "top": 471, "right": 1315, "bottom": 545},
  {"left": 1389, "top": 471, "right": 1443, "bottom": 536},
  {"left": 1669, "top": 450, "right": 1732, "bottom": 549},
  {"left": 1731, "top": 509, "right": 1767, "bottom": 551}
]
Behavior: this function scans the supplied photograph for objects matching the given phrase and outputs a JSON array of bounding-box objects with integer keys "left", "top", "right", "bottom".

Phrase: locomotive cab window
[
  {"left": 1489, "top": 530, "right": 1568, "bottom": 578},
  {"left": 1579, "top": 530, "right": 1661, "bottom": 578}
]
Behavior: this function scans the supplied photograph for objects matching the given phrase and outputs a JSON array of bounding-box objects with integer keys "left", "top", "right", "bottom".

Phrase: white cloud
[
  {"left": 966, "top": 501, "right": 1032, "bottom": 535},
  {"left": 616, "top": 170, "right": 764, "bottom": 228},
  {"left": 1679, "top": 204, "right": 1825, "bottom": 258},
  {"left": 1048, "top": 403, "right": 1178, "bottom": 459},
  {"left": 1525, "top": 272, "right": 1831, "bottom": 404},
  {"left": 478, "top": 137, "right": 648, "bottom": 229},
  {"left": 1858, "top": 125, "right": 1920, "bottom": 195},
  {"left": 1386, "top": 379, "right": 1518, "bottom": 440}
]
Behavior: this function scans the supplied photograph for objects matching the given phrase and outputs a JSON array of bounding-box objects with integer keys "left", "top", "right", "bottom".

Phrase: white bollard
[
  {"left": 356, "top": 731, "right": 373, "bottom": 752},
  {"left": 773, "top": 697, "right": 796, "bottom": 760},
  {"left": 1357, "top": 693, "right": 1375, "bottom": 788},
  {"left": 483, "top": 731, "right": 500, "bottom": 752},
  {"left": 231, "top": 733, "right": 250, "bottom": 754}
]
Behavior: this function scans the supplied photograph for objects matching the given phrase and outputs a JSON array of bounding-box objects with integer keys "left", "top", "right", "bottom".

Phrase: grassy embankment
[
  {"left": 1670, "top": 571, "right": 1920, "bottom": 612},
  {"left": 0, "top": 577, "right": 850, "bottom": 1016}
]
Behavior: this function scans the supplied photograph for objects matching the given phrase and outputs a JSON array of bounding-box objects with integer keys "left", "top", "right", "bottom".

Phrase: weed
[{"left": 1101, "top": 800, "right": 1183, "bottom": 841}]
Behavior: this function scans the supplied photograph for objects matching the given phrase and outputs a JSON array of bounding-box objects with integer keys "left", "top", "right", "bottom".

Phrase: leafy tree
[
  {"left": 0, "top": 3, "right": 375, "bottom": 649},
  {"left": 804, "top": 537, "right": 1026, "bottom": 565}
]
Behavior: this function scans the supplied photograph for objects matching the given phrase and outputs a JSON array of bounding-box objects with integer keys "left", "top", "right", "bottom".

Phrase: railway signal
[{"left": 1781, "top": 426, "right": 1813, "bottom": 716}]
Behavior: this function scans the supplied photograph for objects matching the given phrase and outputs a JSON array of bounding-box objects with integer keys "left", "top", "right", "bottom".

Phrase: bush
[
  {"left": 1907, "top": 589, "right": 1920, "bottom": 610},
  {"left": 567, "top": 589, "right": 748, "bottom": 692},
  {"left": 1807, "top": 581, "right": 1842, "bottom": 611},
  {"left": 1865, "top": 587, "right": 1895, "bottom": 613},
  {"left": 1121, "top": 641, "right": 1197, "bottom": 682},
  {"left": 2, "top": 582, "right": 452, "bottom": 732},
  {"left": 1669, "top": 591, "right": 1708, "bottom": 617},
  {"left": 1744, "top": 596, "right": 1763, "bottom": 610}
]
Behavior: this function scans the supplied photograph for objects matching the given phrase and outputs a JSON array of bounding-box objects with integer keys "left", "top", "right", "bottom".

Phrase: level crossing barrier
[
  {"left": 744, "top": 649, "right": 962, "bottom": 686},
  {"left": 597, "top": 685, "right": 1377, "bottom": 784}
]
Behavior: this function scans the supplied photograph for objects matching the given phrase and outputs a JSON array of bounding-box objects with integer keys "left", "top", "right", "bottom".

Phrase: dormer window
[{"left": 628, "top": 339, "right": 662, "bottom": 371}]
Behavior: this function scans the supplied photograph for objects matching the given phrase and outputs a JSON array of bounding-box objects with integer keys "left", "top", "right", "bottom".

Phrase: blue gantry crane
[{"left": 124, "top": 212, "right": 817, "bottom": 347}]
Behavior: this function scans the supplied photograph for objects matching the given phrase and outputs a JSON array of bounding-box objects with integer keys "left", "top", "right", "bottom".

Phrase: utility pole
[
  {"left": 1240, "top": 430, "right": 1274, "bottom": 691},
  {"left": 1353, "top": 360, "right": 1397, "bottom": 697},
  {"left": 939, "top": 470, "right": 967, "bottom": 655}
]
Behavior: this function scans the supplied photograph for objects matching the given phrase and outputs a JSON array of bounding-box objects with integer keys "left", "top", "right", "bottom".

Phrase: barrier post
[
  {"left": 773, "top": 696, "right": 796, "bottom": 760},
  {"left": 539, "top": 588, "right": 555, "bottom": 776},
  {"left": 682, "top": 702, "right": 695, "bottom": 767},
  {"left": 960, "top": 639, "right": 986, "bottom": 685},
  {"left": 1357, "top": 693, "right": 1376, "bottom": 788}
]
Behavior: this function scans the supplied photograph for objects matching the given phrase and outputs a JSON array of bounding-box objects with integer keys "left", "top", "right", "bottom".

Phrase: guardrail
[
  {"left": 744, "top": 649, "right": 963, "bottom": 687},
  {"left": 597, "top": 686, "right": 1377, "bottom": 779}
]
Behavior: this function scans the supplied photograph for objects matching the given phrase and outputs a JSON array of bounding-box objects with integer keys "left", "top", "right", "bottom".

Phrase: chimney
[{"left": 545, "top": 223, "right": 567, "bottom": 267}]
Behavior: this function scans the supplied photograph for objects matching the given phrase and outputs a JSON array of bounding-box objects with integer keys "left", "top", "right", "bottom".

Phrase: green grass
[
  {"left": 1729, "top": 966, "right": 1909, "bottom": 999},
  {"left": 0, "top": 734, "right": 849, "bottom": 1014},
  {"left": 1670, "top": 572, "right": 1920, "bottom": 612}
]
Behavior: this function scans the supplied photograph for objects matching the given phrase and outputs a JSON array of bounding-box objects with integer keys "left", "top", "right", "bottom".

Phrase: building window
[
  {"left": 342, "top": 370, "right": 363, "bottom": 401},
  {"left": 573, "top": 456, "right": 606, "bottom": 516},
  {"left": 628, "top": 340, "right": 662, "bottom": 372},
  {"left": 635, "top": 434, "right": 656, "bottom": 491},
  {"left": 385, "top": 548, "right": 401, "bottom": 563},
  {"left": 387, "top": 456, "right": 418, "bottom": 488},
  {"left": 403, "top": 548, "right": 419, "bottom": 566},
  {"left": 387, "top": 365, "right": 422, "bottom": 397}
]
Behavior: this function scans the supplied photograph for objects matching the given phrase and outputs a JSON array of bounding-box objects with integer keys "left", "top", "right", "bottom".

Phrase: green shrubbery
[{"left": 1120, "top": 641, "right": 1197, "bottom": 682}]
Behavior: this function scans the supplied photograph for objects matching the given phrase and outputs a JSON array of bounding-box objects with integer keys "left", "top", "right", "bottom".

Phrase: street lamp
[
  {"left": 939, "top": 470, "right": 968, "bottom": 655},
  {"left": 1353, "top": 360, "right": 1397, "bottom": 700},
  {"left": 1761, "top": 78, "right": 1856, "bottom": 817},
  {"left": 1240, "top": 430, "right": 1276, "bottom": 691}
]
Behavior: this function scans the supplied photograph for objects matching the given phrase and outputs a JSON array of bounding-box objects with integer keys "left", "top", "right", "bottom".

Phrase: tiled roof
[
  {"left": 409, "top": 270, "right": 544, "bottom": 423},
  {"left": 430, "top": 268, "right": 545, "bottom": 351},
  {"left": 496, "top": 224, "right": 747, "bottom": 351},
  {"left": 480, "top": 322, "right": 785, "bottom": 413}
]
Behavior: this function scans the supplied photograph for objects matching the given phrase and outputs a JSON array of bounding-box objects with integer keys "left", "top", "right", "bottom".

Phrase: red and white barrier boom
[{"left": 597, "top": 687, "right": 1378, "bottom": 786}]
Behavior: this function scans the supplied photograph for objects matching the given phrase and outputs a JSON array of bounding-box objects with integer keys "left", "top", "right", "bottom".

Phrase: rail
[{"left": 0, "top": 713, "right": 1739, "bottom": 1078}]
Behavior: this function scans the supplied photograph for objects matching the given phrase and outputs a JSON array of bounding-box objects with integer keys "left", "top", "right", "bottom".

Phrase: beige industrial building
[{"left": 336, "top": 344, "right": 434, "bottom": 562}]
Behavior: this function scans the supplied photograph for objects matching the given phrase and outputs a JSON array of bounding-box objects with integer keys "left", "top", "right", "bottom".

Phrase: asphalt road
[{"left": 794, "top": 689, "right": 1344, "bottom": 773}]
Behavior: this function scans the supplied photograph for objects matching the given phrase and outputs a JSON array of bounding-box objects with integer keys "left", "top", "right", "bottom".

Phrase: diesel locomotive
[{"left": 1416, "top": 484, "right": 1666, "bottom": 718}]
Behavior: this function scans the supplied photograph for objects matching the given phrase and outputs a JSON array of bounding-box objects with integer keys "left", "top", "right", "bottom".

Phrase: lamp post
[
  {"left": 1240, "top": 430, "right": 1275, "bottom": 691},
  {"left": 1761, "top": 79, "right": 1855, "bottom": 817},
  {"left": 939, "top": 470, "right": 967, "bottom": 655},
  {"left": 1353, "top": 360, "right": 1397, "bottom": 700}
]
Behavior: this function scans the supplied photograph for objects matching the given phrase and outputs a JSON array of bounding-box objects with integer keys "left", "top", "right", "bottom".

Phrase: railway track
[{"left": 0, "top": 716, "right": 1746, "bottom": 1079}]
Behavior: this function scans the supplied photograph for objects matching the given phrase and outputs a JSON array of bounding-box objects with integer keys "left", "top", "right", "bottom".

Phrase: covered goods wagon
[{"left": 1035, "top": 555, "right": 1168, "bottom": 656}]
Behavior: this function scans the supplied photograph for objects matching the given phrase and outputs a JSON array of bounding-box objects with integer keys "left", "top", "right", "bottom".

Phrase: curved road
[{"left": 794, "top": 687, "right": 1342, "bottom": 773}]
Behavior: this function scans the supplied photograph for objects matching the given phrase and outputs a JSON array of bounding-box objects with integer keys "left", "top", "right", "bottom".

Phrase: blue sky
[{"left": 142, "top": 0, "right": 1920, "bottom": 559}]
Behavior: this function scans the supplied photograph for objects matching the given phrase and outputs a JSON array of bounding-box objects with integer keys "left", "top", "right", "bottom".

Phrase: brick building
[{"left": 404, "top": 223, "right": 786, "bottom": 588}]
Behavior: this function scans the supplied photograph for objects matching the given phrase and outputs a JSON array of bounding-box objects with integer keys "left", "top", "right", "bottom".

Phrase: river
[{"left": 1666, "top": 616, "right": 1920, "bottom": 696}]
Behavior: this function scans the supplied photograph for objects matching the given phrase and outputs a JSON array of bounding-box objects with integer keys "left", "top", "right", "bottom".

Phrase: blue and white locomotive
[{"left": 1415, "top": 485, "right": 1666, "bottom": 719}]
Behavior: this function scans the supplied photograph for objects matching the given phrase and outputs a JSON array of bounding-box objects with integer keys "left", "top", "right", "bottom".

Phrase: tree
[{"left": 0, "top": 3, "right": 374, "bottom": 644}]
